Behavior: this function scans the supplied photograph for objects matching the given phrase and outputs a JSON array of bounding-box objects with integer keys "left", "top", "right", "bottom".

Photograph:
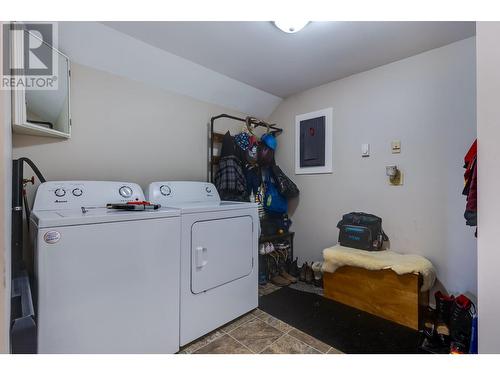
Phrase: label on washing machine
[{"left": 44, "top": 231, "right": 61, "bottom": 244}]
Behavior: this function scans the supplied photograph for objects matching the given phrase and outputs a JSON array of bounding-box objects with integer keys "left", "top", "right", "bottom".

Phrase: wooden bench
[{"left": 323, "top": 266, "right": 429, "bottom": 330}]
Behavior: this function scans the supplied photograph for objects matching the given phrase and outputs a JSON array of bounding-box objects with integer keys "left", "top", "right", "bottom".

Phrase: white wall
[
  {"left": 0, "top": 21, "right": 12, "bottom": 353},
  {"left": 477, "top": 22, "right": 500, "bottom": 354},
  {"left": 13, "top": 63, "right": 247, "bottom": 196},
  {"left": 269, "top": 37, "right": 477, "bottom": 296},
  {"left": 13, "top": 62, "right": 248, "bottom": 283}
]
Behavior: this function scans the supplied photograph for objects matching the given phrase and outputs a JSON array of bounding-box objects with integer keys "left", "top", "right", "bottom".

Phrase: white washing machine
[
  {"left": 31, "top": 181, "right": 181, "bottom": 354},
  {"left": 147, "top": 181, "right": 258, "bottom": 346}
]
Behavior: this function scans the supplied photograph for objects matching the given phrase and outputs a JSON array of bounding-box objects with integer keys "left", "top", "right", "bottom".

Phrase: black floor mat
[{"left": 259, "top": 286, "right": 421, "bottom": 354}]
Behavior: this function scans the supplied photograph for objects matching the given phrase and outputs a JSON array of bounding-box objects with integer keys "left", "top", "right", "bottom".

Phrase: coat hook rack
[{"left": 208, "top": 114, "right": 283, "bottom": 182}]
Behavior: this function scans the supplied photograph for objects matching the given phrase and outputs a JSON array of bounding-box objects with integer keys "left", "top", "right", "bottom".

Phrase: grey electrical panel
[{"left": 299, "top": 116, "right": 325, "bottom": 167}]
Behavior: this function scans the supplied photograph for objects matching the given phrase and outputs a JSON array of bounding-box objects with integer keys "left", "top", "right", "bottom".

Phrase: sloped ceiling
[
  {"left": 57, "top": 21, "right": 475, "bottom": 118},
  {"left": 58, "top": 22, "right": 282, "bottom": 118}
]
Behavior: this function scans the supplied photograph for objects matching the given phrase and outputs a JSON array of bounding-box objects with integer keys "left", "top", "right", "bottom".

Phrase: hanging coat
[{"left": 463, "top": 140, "right": 477, "bottom": 228}]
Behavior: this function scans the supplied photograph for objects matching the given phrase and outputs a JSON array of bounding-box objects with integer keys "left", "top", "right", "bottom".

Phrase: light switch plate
[
  {"left": 361, "top": 143, "right": 370, "bottom": 157},
  {"left": 391, "top": 140, "right": 401, "bottom": 154}
]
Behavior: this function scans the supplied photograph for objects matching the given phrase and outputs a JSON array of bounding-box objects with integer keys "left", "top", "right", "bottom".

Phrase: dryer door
[{"left": 191, "top": 215, "right": 253, "bottom": 294}]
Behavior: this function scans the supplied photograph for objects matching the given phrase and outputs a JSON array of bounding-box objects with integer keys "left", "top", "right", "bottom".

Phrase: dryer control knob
[
  {"left": 54, "top": 188, "right": 66, "bottom": 197},
  {"left": 72, "top": 188, "right": 83, "bottom": 197},
  {"left": 119, "top": 186, "right": 133, "bottom": 199},
  {"left": 160, "top": 185, "right": 171, "bottom": 196},
  {"left": 205, "top": 186, "right": 212, "bottom": 193}
]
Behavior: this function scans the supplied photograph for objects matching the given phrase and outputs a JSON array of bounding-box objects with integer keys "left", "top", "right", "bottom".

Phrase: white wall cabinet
[{"left": 10, "top": 25, "right": 71, "bottom": 139}]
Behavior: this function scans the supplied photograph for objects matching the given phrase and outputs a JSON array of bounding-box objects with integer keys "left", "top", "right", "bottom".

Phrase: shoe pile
[{"left": 420, "top": 291, "right": 476, "bottom": 354}]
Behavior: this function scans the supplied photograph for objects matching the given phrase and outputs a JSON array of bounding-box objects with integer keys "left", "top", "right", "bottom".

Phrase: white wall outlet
[
  {"left": 391, "top": 140, "right": 401, "bottom": 154},
  {"left": 361, "top": 143, "right": 370, "bottom": 157}
]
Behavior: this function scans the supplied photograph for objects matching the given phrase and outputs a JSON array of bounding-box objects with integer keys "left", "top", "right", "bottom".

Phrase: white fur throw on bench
[{"left": 322, "top": 245, "right": 436, "bottom": 292}]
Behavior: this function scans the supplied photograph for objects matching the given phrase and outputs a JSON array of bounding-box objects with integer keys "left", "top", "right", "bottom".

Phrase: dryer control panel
[
  {"left": 33, "top": 181, "right": 145, "bottom": 210},
  {"left": 148, "top": 181, "right": 220, "bottom": 205}
]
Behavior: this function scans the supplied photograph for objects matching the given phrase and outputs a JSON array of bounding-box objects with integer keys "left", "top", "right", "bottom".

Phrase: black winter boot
[
  {"left": 420, "top": 307, "right": 446, "bottom": 354},
  {"left": 449, "top": 294, "right": 474, "bottom": 354},
  {"left": 434, "top": 291, "right": 455, "bottom": 352},
  {"left": 435, "top": 291, "right": 454, "bottom": 329}
]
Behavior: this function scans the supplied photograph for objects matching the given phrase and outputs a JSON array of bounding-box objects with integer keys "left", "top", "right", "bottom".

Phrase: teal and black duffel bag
[{"left": 337, "top": 212, "right": 389, "bottom": 251}]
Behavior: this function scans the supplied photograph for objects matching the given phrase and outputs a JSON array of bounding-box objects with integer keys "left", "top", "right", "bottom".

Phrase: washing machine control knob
[
  {"left": 72, "top": 188, "right": 83, "bottom": 197},
  {"left": 160, "top": 185, "right": 171, "bottom": 196},
  {"left": 54, "top": 188, "right": 66, "bottom": 197},
  {"left": 119, "top": 186, "right": 133, "bottom": 199},
  {"left": 205, "top": 186, "right": 212, "bottom": 193}
]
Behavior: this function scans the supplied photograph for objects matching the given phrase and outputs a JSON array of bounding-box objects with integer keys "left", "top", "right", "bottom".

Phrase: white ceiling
[{"left": 103, "top": 21, "right": 475, "bottom": 98}]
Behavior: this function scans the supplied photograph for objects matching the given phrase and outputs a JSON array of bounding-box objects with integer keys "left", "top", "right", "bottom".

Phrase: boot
[
  {"left": 422, "top": 307, "right": 436, "bottom": 340},
  {"left": 449, "top": 295, "right": 474, "bottom": 353},
  {"left": 434, "top": 291, "right": 455, "bottom": 351},
  {"left": 311, "top": 262, "right": 323, "bottom": 288},
  {"left": 289, "top": 257, "right": 300, "bottom": 278},
  {"left": 435, "top": 291, "right": 454, "bottom": 332},
  {"left": 258, "top": 254, "right": 268, "bottom": 286},
  {"left": 270, "top": 274, "right": 291, "bottom": 287},
  {"left": 259, "top": 271, "right": 268, "bottom": 286},
  {"left": 280, "top": 269, "right": 298, "bottom": 284},
  {"left": 299, "top": 262, "right": 308, "bottom": 282},
  {"left": 419, "top": 307, "right": 450, "bottom": 354},
  {"left": 305, "top": 263, "right": 314, "bottom": 284},
  {"left": 313, "top": 275, "right": 323, "bottom": 288},
  {"left": 279, "top": 261, "right": 297, "bottom": 283}
]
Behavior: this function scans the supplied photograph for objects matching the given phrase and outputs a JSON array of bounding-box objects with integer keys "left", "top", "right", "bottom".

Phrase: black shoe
[
  {"left": 289, "top": 257, "right": 300, "bottom": 277},
  {"left": 422, "top": 307, "right": 436, "bottom": 339},
  {"left": 305, "top": 263, "right": 314, "bottom": 284},
  {"left": 435, "top": 291, "right": 455, "bottom": 326},
  {"left": 420, "top": 304, "right": 455, "bottom": 354},
  {"left": 299, "top": 262, "right": 308, "bottom": 282},
  {"left": 313, "top": 277, "right": 323, "bottom": 288},
  {"left": 420, "top": 335, "right": 451, "bottom": 354},
  {"left": 434, "top": 291, "right": 455, "bottom": 348},
  {"left": 449, "top": 294, "right": 474, "bottom": 352},
  {"left": 450, "top": 339, "right": 469, "bottom": 354}
]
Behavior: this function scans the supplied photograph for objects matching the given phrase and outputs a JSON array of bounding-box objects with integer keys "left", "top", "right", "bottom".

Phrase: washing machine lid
[
  {"left": 165, "top": 201, "right": 257, "bottom": 214},
  {"left": 32, "top": 207, "right": 180, "bottom": 228}
]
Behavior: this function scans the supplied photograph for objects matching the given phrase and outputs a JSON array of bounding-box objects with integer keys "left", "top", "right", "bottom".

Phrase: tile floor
[{"left": 179, "top": 283, "right": 343, "bottom": 354}]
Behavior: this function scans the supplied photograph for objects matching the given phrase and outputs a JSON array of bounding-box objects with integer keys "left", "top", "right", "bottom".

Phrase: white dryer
[
  {"left": 148, "top": 181, "right": 258, "bottom": 346},
  {"left": 31, "top": 181, "right": 181, "bottom": 353}
]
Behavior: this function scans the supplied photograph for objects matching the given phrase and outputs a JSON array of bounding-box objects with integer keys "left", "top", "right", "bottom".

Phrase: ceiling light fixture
[{"left": 273, "top": 21, "right": 309, "bottom": 34}]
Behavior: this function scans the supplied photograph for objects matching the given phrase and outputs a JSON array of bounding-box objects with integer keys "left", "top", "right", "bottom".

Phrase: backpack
[
  {"left": 271, "top": 165, "right": 299, "bottom": 198},
  {"left": 263, "top": 171, "right": 288, "bottom": 214},
  {"left": 337, "top": 212, "right": 388, "bottom": 251}
]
